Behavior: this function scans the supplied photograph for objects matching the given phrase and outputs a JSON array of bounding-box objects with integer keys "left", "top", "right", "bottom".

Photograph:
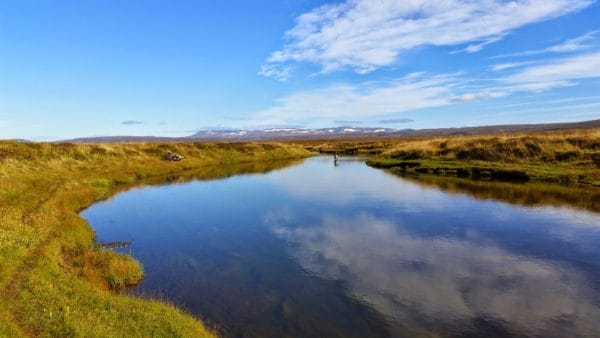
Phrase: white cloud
[
  {"left": 481, "top": 102, "right": 600, "bottom": 120},
  {"left": 252, "top": 73, "right": 458, "bottom": 124},
  {"left": 490, "top": 61, "right": 536, "bottom": 72},
  {"left": 450, "top": 35, "right": 505, "bottom": 54},
  {"left": 120, "top": 120, "right": 144, "bottom": 125},
  {"left": 487, "top": 95, "right": 600, "bottom": 109},
  {"left": 253, "top": 52, "right": 600, "bottom": 126},
  {"left": 500, "top": 51, "right": 600, "bottom": 91},
  {"left": 264, "top": 0, "right": 591, "bottom": 75},
  {"left": 547, "top": 30, "right": 599, "bottom": 52},
  {"left": 451, "top": 91, "right": 508, "bottom": 102},
  {"left": 258, "top": 64, "right": 292, "bottom": 81},
  {"left": 493, "top": 30, "right": 599, "bottom": 58}
]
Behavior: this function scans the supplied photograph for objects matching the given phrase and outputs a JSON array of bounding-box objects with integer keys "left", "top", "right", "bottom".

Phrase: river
[{"left": 82, "top": 156, "right": 600, "bottom": 337}]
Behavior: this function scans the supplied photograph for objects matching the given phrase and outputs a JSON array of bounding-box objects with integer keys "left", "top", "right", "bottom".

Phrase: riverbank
[
  {"left": 304, "top": 129, "right": 600, "bottom": 186},
  {"left": 0, "top": 141, "right": 310, "bottom": 337}
]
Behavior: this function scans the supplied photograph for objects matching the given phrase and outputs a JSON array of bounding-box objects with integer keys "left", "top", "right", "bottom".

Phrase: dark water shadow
[
  {"left": 144, "top": 159, "right": 306, "bottom": 186},
  {"left": 387, "top": 171, "right": 600, "bottom": 213},
  {"left": 101, "top": 158, "right": 306, "bottom": 201}
]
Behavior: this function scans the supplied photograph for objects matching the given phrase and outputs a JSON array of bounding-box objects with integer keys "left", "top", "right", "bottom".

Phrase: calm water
[{"left": 82, "top": 156, "right": 600, "bottom": 337}]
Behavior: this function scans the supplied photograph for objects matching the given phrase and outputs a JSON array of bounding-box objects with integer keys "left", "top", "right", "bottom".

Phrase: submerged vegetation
[
  {"left": 305, "top": 129, "right": 600, "bottom": 185},
  {"left": 0, "top": 141, "right": 310, "bottom": 337}
]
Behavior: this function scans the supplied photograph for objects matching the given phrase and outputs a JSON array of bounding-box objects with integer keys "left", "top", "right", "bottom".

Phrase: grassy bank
[
  {"left": 305, "top": 129, "right": 600, "bottom": 185},
  {"left": 0, "top": 141, "right": 310, "bottom": 337}
]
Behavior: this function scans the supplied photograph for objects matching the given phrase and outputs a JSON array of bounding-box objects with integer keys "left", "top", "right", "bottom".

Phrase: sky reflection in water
[{"left": 83, "top": 156, "right": 600, "bottom": 337}]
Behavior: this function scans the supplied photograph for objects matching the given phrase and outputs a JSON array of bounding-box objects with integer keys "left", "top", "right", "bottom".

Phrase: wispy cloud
[
  {"left": 262, "top": 0, "right": 591, "bottom": 77},
  {"left": 490, "top": 61, "right": 536, "bottom": 72},
  {"left": 258, "top": 64, "right": 292, "bottom": 81},
  {"left": 449, "top": 52, "right": 600, "bottom": 100},
  {"left": 451, "top": 91, "right": 508, "bottom": 102},
  {"left": 490, "top": 102, "right": 600, "bottom": 117},
  {"left": 475, "top": 102, "right": 600, "bottom": 123},
  {"left": 485, "top": 95, "right": 600, "bottom": 110},
  {"left": 500, "top": 51, "right": 600, "bottom": 91},
  {"left": 253, "top": 73, "right": 458, "bottom": 124},
  {"left": 493, "top": 30, "right": 599, "bottom": 58},
  {"left": 378, "top": 118, "right": 414, "bottom": 124},
  {"left": 333, "top": 120, "right": 362, "bottom": 125},
  {"left": 121, "top": 120, "right": 144, "bottom": 125},
  {"left": 450, "top": 35, "right": 505, "bottom": 54},
  {"left": 547, "top": 30, "right": 599, "bottom": 52},
  {"left": 253, "top": 50, "right": 600, "bottom": 126}
]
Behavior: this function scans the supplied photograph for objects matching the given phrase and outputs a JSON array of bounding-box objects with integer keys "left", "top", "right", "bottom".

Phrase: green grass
[{"left": 0, "top": 141, "right": 311, "bottom": 337}]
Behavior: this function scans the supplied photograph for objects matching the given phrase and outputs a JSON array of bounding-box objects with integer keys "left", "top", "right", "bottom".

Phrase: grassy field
[
  {"left": 304, "top": 129, "right": 600, "bottom": 185},
  {"left": 0, "top": 141, "right": 310, "bottom": 337}
]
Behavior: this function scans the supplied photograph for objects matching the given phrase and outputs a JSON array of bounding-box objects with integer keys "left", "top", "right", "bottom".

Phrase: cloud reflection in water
[{"left": 272, "top": 214, "right": 600, "bottom": 337}]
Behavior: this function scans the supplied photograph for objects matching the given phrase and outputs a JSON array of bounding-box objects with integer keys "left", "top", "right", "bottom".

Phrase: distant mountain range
[{"left": 64, "top": 119, "right": 600, "bottom": 143}]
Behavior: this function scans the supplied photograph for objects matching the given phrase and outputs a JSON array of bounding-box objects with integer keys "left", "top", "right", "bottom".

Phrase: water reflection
[
  {"left": 272, "top": 213, "right": 600, "bottom": 337},
  {"left": 394, "top": 173, "right": 600, "bottom": 213},
  {"left": 264, "top": 156, "right": 449, "bottom": 208},
  {"left": 99, "top": 158, "right": 305, "bottom": 203},
  {"left": 141, "top": 158, "right": 305, "bottom": 186}
]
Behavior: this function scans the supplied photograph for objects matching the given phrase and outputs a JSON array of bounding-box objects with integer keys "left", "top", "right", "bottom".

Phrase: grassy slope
[
  {"left": 0, "top": 141, "right": 310, "bottom": 337},
  {"left": 304, "top": 129, "right": 600, "bottom": 185}
]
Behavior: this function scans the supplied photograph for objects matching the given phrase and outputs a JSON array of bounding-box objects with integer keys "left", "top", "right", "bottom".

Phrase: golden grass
[
  {"left": 82, "top": 250, "right": 143, "bottom": 290},
  {"left": 379, "top": 128, "right": 600, "bottom": 162},
  {"left": 0, "top": 141, "right": 311, "bottom": 337},
  {"left": 304, "top": 129, "right": 600, "bottom": 184}
]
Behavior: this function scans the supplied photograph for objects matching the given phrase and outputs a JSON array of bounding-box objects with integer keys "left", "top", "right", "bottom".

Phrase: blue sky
[{"left": 1, "top": 0, "right": 599, "bottom": 140}]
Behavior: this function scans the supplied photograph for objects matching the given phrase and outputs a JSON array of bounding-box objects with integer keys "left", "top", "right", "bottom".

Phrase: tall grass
[
  {"left": 0, "top": 141, "right": 310, "bottom": 336},
  {"left": 378, "top": 129, "right": 600, "bottom": 163}
]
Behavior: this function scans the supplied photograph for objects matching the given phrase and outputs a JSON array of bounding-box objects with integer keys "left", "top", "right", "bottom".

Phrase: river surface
[{"left": 82, "top": 156, "right": 600, "bottom": 337}]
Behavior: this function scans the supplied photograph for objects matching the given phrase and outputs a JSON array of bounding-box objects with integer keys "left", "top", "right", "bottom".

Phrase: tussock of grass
[
  {"left": 82, "top": 250, "right": 143, "bottom": 290},
  {"left": 0, "top": 141, "right": 310, "bottom": 337}
]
